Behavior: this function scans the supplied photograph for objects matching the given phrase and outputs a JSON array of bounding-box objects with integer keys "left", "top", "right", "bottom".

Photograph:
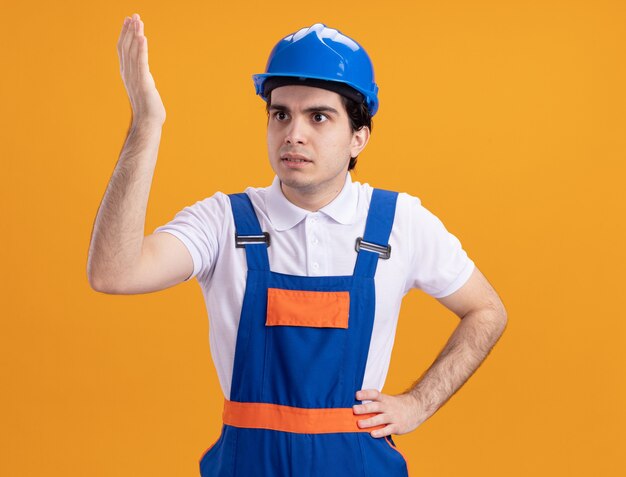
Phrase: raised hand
[{"left": 117, "top": 13, "right": 166, "bottom": 126}]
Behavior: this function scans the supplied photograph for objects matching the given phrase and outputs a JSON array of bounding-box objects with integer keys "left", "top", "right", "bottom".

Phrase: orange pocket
[{"left": 266, "top": 288, "right": 350, "bottom": 328}]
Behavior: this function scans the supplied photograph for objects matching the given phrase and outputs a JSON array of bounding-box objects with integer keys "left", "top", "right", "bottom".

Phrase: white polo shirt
[{"left": 153, "top": 173, "right": 475, "bottom": 400}]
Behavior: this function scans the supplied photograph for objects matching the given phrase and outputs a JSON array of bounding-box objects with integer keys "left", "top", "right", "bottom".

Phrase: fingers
[
  {"left": 372, "top": 424, "right": 394, "bottom": 438},
  {"left": 117, "top": 17, "right": 131, "bottom": 67},
  {"left": 125, "top": 15, "right": 140, "bottom": 78},
  {"left": 356, "top": 388, "right": 382, "bottom": 402},
  {"left": 356, "top": 410, "right": 386, "bottom": 427},
  {"left": 354, "top": 389, "right": 385, "bottom": 435},
  {"left": 355, "top": 407, "right": 396, "bottom": 438},
  {"left": 122, "top": 15, "right": 138, "bottom": 59},
  {"left": 357, "top": 392, "right": 422, "bottom": 438},
  {"left": 354, "top": 401, "right": 381, "bottom": 415},
  {"left": 136, "top": 18, "right": 149, "bottom": 75},
  {"left": 356, "top": 412, "right": 390, "bottom": 437},
  {"left": 354, "top": 389, "right": 382, "bottom": 418},
  {"left": 119, "top": 14, "right": 142, "bottom": 73},
  {"left": 115, "top": 13, "right": 165, "bottom": 124}
]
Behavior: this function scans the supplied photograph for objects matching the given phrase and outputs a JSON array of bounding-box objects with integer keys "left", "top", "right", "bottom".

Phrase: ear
[{"left": 350, "top": 126, "right": 370, "bottom": 158}]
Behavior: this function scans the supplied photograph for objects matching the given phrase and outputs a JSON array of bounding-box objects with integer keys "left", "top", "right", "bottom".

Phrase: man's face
[{"left": 266, "top": 85, "right": 369, "bottom": 203}]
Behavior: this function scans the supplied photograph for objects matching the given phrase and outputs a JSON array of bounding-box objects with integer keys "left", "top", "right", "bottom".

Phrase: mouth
[
  {"left": 282, "top": 158, "right": 310, "bottom": 163},
  {"left": 280, "top": 153, "right": 313, "bottom": 166}
]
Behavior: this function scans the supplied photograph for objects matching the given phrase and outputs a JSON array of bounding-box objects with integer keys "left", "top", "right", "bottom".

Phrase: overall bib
[{"left": 199, "top": 189, "right": 410, "bottom": 477}]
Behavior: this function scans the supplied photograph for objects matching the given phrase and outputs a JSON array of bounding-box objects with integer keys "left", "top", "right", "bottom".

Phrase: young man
[{"left": 88, "top": 14, "right": 507, "bottom": 477}]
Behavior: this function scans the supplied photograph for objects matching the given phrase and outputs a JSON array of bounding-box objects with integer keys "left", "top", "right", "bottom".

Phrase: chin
[
  {"left": 277, "top": 173, "right": 318, "bottom": 192},
  {"left": 279, "top": 175, "right": 309, "bottom": 187}
]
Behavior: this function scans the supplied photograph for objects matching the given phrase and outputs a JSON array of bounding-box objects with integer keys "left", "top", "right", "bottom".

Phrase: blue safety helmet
[{"left": 252, "top": 23, "right": 380, "bottom": 116}]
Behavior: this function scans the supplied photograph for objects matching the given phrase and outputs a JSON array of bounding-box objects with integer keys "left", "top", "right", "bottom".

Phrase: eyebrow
[{"left": 268, "top": 103, "right": 340, "bottom": 116}]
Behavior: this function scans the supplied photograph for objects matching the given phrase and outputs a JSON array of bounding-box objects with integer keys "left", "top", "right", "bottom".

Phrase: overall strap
[
  {"left": 353, "top": 188, "right": 399, "bottom": 278},
  {"left": 229, "top": 193, "right": 270, "bottom": 271}
]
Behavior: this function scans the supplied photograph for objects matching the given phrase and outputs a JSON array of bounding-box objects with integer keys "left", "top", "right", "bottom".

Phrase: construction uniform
[{"left": 153, "top": 175, "right": 475, "bottom": 476}]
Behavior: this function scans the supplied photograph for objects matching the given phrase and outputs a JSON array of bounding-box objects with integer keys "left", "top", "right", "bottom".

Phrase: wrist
[{"left": 406, "top": 389, "right": 434, "bottom": 424}]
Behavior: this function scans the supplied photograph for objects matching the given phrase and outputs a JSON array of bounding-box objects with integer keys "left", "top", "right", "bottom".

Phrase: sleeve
[
  {"left": 151, "top": 192, "right": 229, "bottom": 282},
  {"left": 404, "top": 194, "right": 475, "bottom": 298}
]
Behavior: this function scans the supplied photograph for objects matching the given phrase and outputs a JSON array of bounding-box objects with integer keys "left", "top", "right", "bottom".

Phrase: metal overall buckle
[
  {"left": 235, "top": 232, "right": 271, "bottom": 248},
  {"left": 355, "top": 237, "right": 391, "bottom": 259}
]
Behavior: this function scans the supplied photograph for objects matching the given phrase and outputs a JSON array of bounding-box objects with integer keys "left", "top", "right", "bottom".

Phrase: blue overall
[{"left": 199, "top": 188, "right": 410, "bottom": 477}]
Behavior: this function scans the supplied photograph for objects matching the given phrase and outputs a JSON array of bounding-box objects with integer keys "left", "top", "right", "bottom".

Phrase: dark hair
[{"left": 265, "top": 91, "right": 373, "bottom": 171}]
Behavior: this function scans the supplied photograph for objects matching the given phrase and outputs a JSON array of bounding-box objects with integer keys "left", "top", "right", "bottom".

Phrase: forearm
[
  {"left": 404, "top": 307, "right": 507, "bottom": 425},
  {"left": 87, "top": 120, "right": 163, "bottom": 291}
]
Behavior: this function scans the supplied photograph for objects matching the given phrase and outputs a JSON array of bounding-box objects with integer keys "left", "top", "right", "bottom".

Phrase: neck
[{"left": 280, "top": 176, "right": 347, "bottom": 212}]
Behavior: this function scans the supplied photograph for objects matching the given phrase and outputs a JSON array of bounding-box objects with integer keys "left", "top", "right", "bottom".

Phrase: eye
[
  {"left": 312, "top": 113, "right": 328, "bottom": 123},
  {"left": 273, "top": 111, "right": 288, "bottom": 121}
]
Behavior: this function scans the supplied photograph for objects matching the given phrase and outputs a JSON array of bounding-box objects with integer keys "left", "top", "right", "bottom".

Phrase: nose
[{"left": 284, "top": 115, "right": 307, "bottom": 145}]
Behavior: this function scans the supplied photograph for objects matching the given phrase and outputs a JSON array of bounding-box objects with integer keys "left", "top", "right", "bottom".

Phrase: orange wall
[{"left": 1, "top": 0, "right": 625, "bottom": 476}]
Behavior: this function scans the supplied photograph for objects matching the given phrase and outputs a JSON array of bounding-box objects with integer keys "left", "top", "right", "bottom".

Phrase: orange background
[{"left": 1, "top": 0, "right": 625, "bottom": 475}]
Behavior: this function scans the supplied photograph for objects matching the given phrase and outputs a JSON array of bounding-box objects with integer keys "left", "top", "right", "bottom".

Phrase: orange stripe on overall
[{"left": 222, "top": 398, "right": 386, "bottom": 434}]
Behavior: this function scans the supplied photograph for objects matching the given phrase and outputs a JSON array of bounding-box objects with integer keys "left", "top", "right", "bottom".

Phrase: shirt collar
[{"left": 265, "top": 173, "right": 359, "bottom": 231}]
